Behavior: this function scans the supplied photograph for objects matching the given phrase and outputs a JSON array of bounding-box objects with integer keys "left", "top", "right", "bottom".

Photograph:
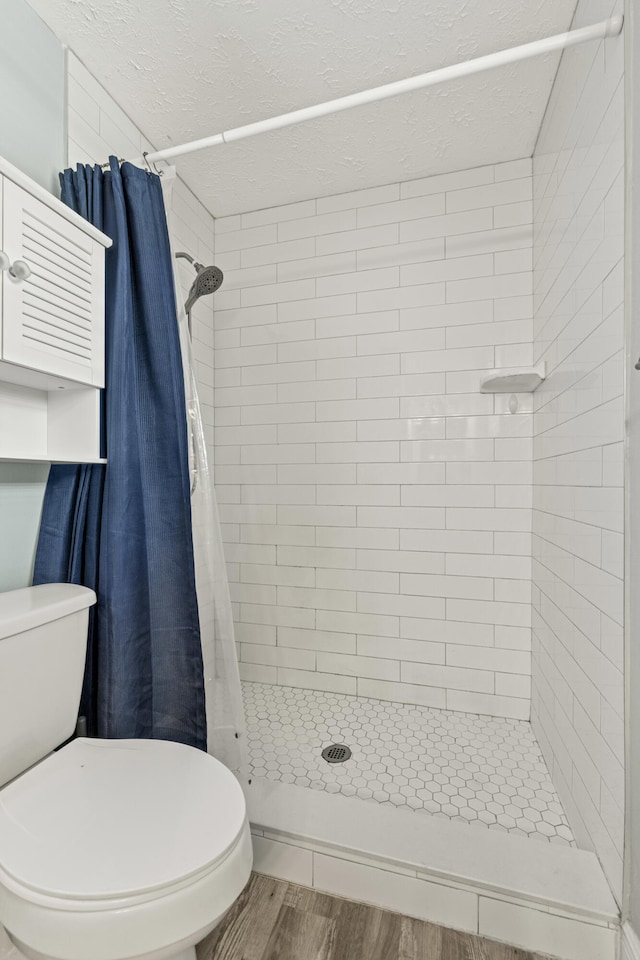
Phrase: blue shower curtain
[{"left": 34, "top": 158, "right": 206, "bottom": 751}]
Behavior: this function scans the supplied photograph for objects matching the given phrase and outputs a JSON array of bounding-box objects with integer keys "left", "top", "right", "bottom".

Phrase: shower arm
[
  {"left": 174, "top": 251, "right": 196, "bottom": 338},
  {"left": 133, "top": 16, "right": 623, "bottom": 167}
]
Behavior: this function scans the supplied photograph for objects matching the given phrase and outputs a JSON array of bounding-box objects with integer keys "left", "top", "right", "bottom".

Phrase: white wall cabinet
[{"left": 0, "top": 155, "right": 111, "bottom": 462}]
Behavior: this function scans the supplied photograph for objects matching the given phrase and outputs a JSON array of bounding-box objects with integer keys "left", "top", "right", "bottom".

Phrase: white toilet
[{"left": 0, "top": 583, "right": 253, "bottom": 960}]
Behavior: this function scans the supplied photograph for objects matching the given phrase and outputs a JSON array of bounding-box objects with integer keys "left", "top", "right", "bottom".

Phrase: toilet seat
[
  {"left": 0, "top": 737, "right": 246, "bottom": 902},
  {"left": 0, "top": 738, "right": 253, "bottom": 960},
  {"left": 0, "top": 825, "right": 253, "bottom": 960}
]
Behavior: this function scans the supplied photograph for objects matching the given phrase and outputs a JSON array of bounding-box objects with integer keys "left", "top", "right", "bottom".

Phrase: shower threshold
[{"left": 243, "top": 680, "right": 574, "bottom": 845}]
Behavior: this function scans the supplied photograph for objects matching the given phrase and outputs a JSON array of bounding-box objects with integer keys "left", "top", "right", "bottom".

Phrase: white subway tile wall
[
  {"left": 66, "top": 52, "right": 215, "bottom": 467},
  {"left": 213, "top": 160, "right": 534, "bottom": 719},
  {"left": 531, "top": 0, "right": 624, "bottom": 904}
]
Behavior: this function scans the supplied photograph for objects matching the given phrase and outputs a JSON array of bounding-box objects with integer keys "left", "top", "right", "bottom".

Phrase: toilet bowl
[{"left": 0, "top": 585, "right": 253, "bottom": 960}]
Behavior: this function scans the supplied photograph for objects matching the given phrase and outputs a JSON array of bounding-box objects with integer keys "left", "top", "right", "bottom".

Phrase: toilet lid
[{"left": 0, "top": 738, "right": 247, "bottom": 900}]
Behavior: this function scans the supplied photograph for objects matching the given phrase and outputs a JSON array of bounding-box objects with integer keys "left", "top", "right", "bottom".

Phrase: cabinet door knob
[
  {"left": 9, "top": 259, "right": 32, "bottom": 281},
  {"left": 0, "top": 251, "right": 9, "bottom": 272}
]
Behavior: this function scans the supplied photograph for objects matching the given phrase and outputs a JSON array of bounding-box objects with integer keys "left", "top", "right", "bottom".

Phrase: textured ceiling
[{"left": 26, "top": 0, "right": 578, "bottom": 217}]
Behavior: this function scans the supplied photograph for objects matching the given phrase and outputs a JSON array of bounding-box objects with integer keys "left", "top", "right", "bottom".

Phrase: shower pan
[{"left": 243, "top": 681, "right": 574, "bottom": 845}]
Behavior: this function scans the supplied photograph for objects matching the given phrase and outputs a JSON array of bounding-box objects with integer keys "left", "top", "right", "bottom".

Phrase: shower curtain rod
[{"left": 138, "top": 15, "right": 623, "bottom": 166}]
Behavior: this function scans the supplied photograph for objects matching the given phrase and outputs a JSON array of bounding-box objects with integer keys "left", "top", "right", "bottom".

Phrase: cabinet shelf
[
  {"left": 0, "top": 457, "right": 107, "bottom": 464},
  {"left": 0, "top": 380, "right": 103, "bottom": 463},
  {"left": 0, "top": 154, "right": 111, "bottom": 462}
]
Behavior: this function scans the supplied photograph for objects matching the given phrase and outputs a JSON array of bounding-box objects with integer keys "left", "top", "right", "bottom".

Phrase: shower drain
[{"left": 321, "top": 743, "right": 352, "bottom": 764}]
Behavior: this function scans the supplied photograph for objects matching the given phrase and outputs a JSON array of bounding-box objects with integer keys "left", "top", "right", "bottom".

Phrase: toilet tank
[{"left": 0, "top": 583, "right": 96, "bottom": 788}]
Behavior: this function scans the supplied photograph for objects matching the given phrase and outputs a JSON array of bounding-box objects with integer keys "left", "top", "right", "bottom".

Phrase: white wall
[
  {"left": 213, "top": 162, "right": 535, "bottom": 719},
  {"left": 0, "top": 0, "right": 65, "bottom": 194},
  {"left": 531, "top": 0, "right": 625, "bottom": 904},
  {"left": 0, "top": 464, "right": 49, "bottom": 591}
]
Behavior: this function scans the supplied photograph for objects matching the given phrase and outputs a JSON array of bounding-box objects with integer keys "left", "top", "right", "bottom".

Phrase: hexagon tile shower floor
[{"left": 242, "top": 681, "right": 575, "bottom": 845}]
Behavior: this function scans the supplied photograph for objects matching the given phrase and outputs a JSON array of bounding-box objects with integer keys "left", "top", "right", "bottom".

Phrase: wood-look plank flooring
[{"left": 196, "top": 873, "right": 551, "bottom": 960}]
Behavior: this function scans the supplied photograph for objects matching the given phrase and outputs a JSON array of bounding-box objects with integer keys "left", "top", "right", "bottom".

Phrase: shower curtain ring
[{"left": 142, "top": 152, "right": 163, "bottom": 177}]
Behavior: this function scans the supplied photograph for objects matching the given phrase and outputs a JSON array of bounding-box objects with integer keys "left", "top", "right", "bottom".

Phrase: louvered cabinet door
[{"left": 1, "top": 178, "right": 105, "bottom": 387}]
